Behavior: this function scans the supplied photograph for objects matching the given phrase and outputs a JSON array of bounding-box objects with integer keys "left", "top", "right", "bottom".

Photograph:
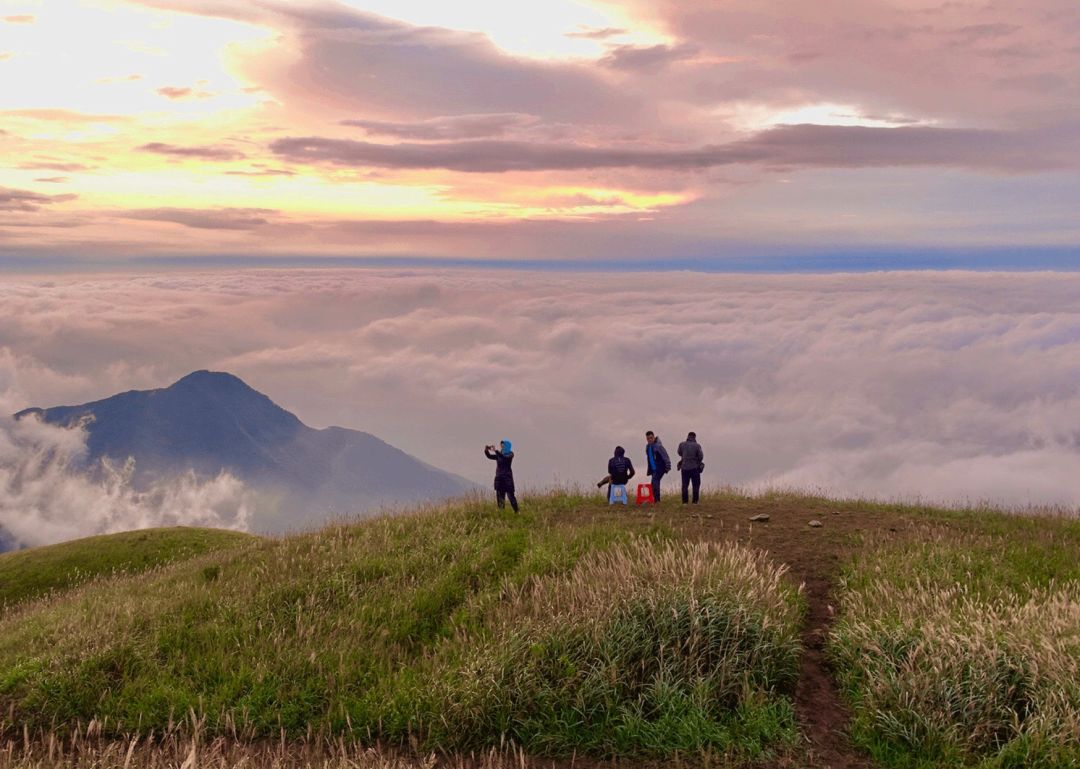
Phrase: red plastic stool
[{"left": 636, "top": 484, "right": 655, "bottom": 505}]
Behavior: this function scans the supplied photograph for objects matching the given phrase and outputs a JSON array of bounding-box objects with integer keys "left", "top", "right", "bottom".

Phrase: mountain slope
[
  {"left": 0, "top": 527, "right": 256, "bottom": 609},
  {"left": 15, "top": 371, "right": 476, "bottom": 531}
]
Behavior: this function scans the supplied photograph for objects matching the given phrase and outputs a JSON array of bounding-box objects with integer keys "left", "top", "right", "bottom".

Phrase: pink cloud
[
  {"left": 270, "top": 124, "right": 1072, "bottom": 173},
  {"left": 121, "top": 207, "right": 276, "bottom": 230},
  {"left": 0, "top": 187, "right": 77, "bottom": 212},
  {"left": 137, "top": 142, "right": 246, "bottom": 161}
]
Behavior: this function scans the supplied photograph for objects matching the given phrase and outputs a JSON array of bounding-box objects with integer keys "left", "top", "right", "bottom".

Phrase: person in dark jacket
[
  {"left": 484, "top": 440, "right": 518, "bottom": 512},
  {"left": 677, "top": 431, "right": 704, "bottom": 504},
  {"left": 644, "top": 431, "right": 671, "bottom": 502},
  {"left": 604, "top": 445, "right": 635, "bottom": 503}
]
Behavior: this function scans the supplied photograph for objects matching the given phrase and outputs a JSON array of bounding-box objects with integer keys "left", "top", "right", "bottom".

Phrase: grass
[
  {"left": 0, "top": 491, "right": 804, "bottom": 761},
  {"left": 828, "top": 513, "right": 1080, "bottom": 768},
  {"left": 4, "top": 487, "right": 1074, "bottom": 768},
  {"left": 0, "top": 527, "right": 256, "bottom": 610},
  {"left": 0, "top": 726, "right": 533, "bottom": 769}
]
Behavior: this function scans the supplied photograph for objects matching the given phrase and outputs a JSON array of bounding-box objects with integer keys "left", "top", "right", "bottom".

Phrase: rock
[
  {"left": 809, "top": 520, "right": 823, "bottom": 528},
  {"left": 749, "top": 513, "right": 770, "bottom": 522}
]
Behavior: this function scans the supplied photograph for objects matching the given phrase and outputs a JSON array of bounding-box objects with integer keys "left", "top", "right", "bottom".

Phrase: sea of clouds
[{"left": 1, "top": 268, "right": 1078, "bottom": 544}]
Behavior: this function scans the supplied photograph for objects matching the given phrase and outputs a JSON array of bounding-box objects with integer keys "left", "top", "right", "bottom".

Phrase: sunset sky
[{"left": 3, "top": 0, "right": 1080, "bottom": 268}]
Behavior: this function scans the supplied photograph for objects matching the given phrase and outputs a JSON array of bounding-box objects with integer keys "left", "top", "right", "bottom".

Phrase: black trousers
[
  {"left": 496, "top": 489, "right": 519, "bottom": 512},
  {"left": 681, "top": 469, "right": 701, "bottom": 504}
]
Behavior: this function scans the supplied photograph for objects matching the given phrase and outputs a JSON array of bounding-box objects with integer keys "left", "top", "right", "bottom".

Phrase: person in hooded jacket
[
  {"left": 644, "top": 430, "right": 671, "bottom": 502},
  {"left": 484, "top": 440, "right": 519, "bottom": 512},
  {"left": 602, "top": 445, "right": 635, "bottom": 503}
]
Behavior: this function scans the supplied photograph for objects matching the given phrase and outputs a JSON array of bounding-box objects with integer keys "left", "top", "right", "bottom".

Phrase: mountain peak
[{"left": 169, "top": 370, "right": 253, "bottom": 391}]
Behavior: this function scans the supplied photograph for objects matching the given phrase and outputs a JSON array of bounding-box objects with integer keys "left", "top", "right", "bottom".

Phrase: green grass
[
  {"left": 0, "top": 492, "right": 803, "bottom": 761},
  {"left": 829, "top": 514, "right": 1080, "bottom": 769},
  {"left": 0, "top": 527, "right": 257, "bottom": 610}
]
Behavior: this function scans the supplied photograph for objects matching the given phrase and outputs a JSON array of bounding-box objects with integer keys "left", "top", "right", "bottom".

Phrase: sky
[{"left": 1, "top": 0, "right": 1079, "bottom": 268}]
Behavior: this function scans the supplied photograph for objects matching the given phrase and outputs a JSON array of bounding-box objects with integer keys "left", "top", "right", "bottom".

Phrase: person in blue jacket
[
  {"left": 644, "top": 430, "right": 671, "bottom": 502},
  {"left": 484, "top": 440, "right": 518, "bottom": 512}
]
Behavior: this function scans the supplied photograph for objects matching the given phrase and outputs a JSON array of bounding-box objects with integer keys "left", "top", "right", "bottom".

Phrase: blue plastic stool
[{"left": 609, "top": 484, "right": 629, "bottom": 505}]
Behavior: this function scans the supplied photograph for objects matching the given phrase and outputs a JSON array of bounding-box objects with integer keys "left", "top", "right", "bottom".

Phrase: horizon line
[{"left": 3, "top": 247, "right": 1080, "bottom": 275}]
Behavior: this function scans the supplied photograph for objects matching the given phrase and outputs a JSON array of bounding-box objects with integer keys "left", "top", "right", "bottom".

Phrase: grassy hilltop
[
  {"left": 0, "top": 527, "right": 256, "bottom": 609},
  {"left": 0, "top": 490, "right": 1077, "bottom": 769}
]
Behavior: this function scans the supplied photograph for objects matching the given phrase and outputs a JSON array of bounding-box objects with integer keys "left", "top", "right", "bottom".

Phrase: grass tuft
[{"left": 829, "top": 520, "right": 1080, "bottom": 768}]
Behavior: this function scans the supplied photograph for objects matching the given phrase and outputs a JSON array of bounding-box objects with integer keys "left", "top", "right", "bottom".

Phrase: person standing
[
  {"left": 644, "top": 430, "right": 671, "bottom": 503},
  {"left": 677, "top": 431, "right": 704, "bottom": 504},
  {"left": 484, "top": 440, "right": 519, "bottom": 512},
  {"left": 605, "top": 445, "right": 635, "bottom": 504}
]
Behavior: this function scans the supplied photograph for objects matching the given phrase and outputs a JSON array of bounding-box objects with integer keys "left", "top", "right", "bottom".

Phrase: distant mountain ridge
[{"left": 15, "top": 371, "right": 476, "bottom": 531}]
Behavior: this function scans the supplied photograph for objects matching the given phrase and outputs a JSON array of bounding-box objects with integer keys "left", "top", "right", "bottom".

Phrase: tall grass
[
  {"left": 0, "top": 721, "right": 533, "bottom": 769},
  {"left": 0, "top": 493, "right": 803, "bottom": 760},
  {"left": 429, "top": 539, "right": 803, "bottom": 757},
  {"left": 829, "top": 521, "right": 1080, "bottom": 768}
]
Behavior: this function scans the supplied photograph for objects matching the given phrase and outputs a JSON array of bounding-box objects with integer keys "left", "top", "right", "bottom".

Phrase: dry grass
[{"left": 0, "top": 721, "right": 536, "bottom": 769}]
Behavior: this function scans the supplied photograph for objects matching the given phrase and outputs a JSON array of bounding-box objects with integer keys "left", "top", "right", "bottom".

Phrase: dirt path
[{"left": 625, "top": 496, "right": 918, "bottom": 769}]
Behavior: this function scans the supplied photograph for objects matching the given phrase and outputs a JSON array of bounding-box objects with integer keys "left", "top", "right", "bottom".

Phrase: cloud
[
  {"left": 126, "top": 0, "right": 640, "bottom": 123},
  {"left": 594, "top": 0, "right": 1080, "bottom": 123},
  {"left": 2, "top": 269, "right": 1079, "bottom": 513},
  {"left": 2, "top": 15, "right": 34, "bottom": 24},
  {"left": 0, "top": 187, "right": 77, "bottom": 212},
  {"left": 17, "top": 162, "right": 93, "bottom": 173},
  {"left": 566, "top": 26, "right": 628, "bottom": 40},
  {"left": 341, "top": 113, "right": 539, "bottom": 141},
  {"left": 138, "top": 142, "right": 246, "bottom": 161},
  {"left": 0, "top": 354, "right": 252, "bottom": 548},
  {"left": 223, "top": 168, "right": 295, "bottom": 177},
  {"left": 156, "top": 86, "right": 193, "bottom": 99},
  {"left": 155, "top": 85, "right": 213, "bottom": 100},
  {"left": 270, "top": 124, "right": 1064, "bottom": 173},
  {"left": 33, "top": 177, "right": 69, "bottom": 184},
  {"left": 600, "top": 43, "right": 700, "bottom": 71},
  {"left": 121, "top": 207, "right": 277, "bottom": 230}
]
